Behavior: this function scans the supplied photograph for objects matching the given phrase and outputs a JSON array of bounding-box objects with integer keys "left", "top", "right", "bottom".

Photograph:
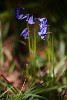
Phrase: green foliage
[{"left": 0, "top": 75, "right": 67, "bottom": 100}]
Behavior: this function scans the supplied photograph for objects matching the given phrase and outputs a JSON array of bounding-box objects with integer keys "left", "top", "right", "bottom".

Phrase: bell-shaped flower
[
  {"left": 20, "top": 28, "right": 28, "bottom": 39},
  {"left": 26, "top": 15, "right": 35, "bottom": 25},
  {"left": 38, "top": 25, "right": 48, "bottom": 39},
  {"left": 15, "top": 8, "right": 27, "bottom": 20}
]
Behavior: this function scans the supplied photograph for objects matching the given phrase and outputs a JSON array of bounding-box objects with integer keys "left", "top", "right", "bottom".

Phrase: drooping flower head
[
  {"left": 15, "top": 8, "right": 49, "bottom": 40},
  {"left": 20, "top": 28, "right": 28, "bottom": 39},
  {"left": 15, "top": 8, "right": 36, "bottom": 39},
  {"left": 15, "top": 8, "right": 27, "bottom": 20},
  {"left": 38, "top": 18, "right": 48, "bottom": 39}
]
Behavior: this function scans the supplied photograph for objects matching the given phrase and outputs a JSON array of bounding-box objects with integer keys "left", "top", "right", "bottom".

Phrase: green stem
[
  {"left": 27, "top": 24, "right": 37, "bottom": 79},
  {"left": 0, "top": 20, "right": 4, "bottom": 67},
  {"left": 47, "top": 33, "right": 51, "bottom": 74},
  {"left": 27, "top": 24, "right": 31, "bottom": 56},
  {"left": 27, "top": 24, "right": 32, "bottom": 81},
  {"left": 27, "top": 24, "right": 35, "bottom": 78},
  {"left": 52, "top": 34, "right": 54, "bottom": 78},
  {"left": 33, "top": 29, "right": 36, "bottom": 79}
]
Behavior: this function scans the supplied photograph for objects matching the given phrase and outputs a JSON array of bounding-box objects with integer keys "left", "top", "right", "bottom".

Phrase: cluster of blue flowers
[{"left": 15, "top": 8, "right": 48, "bottom": 39}]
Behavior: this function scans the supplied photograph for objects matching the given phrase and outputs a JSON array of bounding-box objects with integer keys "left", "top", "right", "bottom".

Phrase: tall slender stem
[
  {"left": 47, "top": 33, "right": 51, "bottom": 74},
  {"left": 0, "top": 20, "right": 4, "bottom": 67},
  {"left": 52, "top": 34, "right": 54, "bottom": 77},
  {"left": 27, "top": 24, "right": 37, "bottom": 79},
  {"left": 27, "top": 24, "right": 31, "bottom": 56},
  {"left": 33, "top": 29, "right": 36, "bottom": 79}
]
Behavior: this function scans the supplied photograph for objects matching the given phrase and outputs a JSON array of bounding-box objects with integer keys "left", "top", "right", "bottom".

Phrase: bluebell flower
[
  {"left": 20, "top": 28, "right": 28, "bottom": 39},
  {"left": 38, "top": 27, "right": 47, "bottom": 35},
  {"left": 39, "top": 23, "right": 48, "bottom": 30},
  {"left": 15, "top": 8, "right": 27, "bottom": 20},
  {"left": 38, "top": 18, "right": 47, "bottom": 28},
  {"left": 26, "top": 14, "right": 35, "bottom": 25},
  {"left": 38, "top": 18, "right": 48, "bottom": 39},
  {"left": 38, "top": 27, "right": 48, "bottom": 39},
  {"left": 15, "top": 8, "right": 49, "bottom": 40},
  {"left": 37, "top": 18, "right": 47, "bottom": 24}
]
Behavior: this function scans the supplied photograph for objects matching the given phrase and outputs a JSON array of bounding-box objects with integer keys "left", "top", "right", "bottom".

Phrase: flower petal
[{"left": 38, "top": 18, "right": 47, "bottom": 23}]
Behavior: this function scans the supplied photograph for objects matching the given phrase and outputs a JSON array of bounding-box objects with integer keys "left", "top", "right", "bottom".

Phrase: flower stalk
[
  {"left": 52, "top": 34, "right": 55, "bottom": 78},
  {"left": 15, "top": 7, "right": 50, "bottom": 80},
  {"left": 33, "top": 29, "right": 36, "bottom": 79}
]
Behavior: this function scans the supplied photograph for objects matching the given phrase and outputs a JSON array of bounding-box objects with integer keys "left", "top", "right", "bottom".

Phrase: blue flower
[
  {"left": 38, "top": 27, "right": 47, "bottom": 35},
  {"left": 38, "top": 18, "right": 47, "bottom": 28},
  {"left": 37, "top": 18, "right": 47, "bottom": 24},
  {"left": 38, "top": 18, "right": 48, "bottom": 39},
  {"left": 15, "top": 8, "right": 27, "bottom": 20},
  {"left": 38, "top": 27, "right": 48, "bottom": 39},
  {"left": 26, "top": 14, "right": 35, "bottom": 25},
  {"left": 20, "top": 28, "right": 28, "bottom": 39},
  {"left": 39, "top": 23, "right": 48, "bottom": 30},
  {"left": 15, "top": 8, "right": 35, "bottom": 24},
  {"left": 15, "top": 8, "right": 49, "bottom": 40}
]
